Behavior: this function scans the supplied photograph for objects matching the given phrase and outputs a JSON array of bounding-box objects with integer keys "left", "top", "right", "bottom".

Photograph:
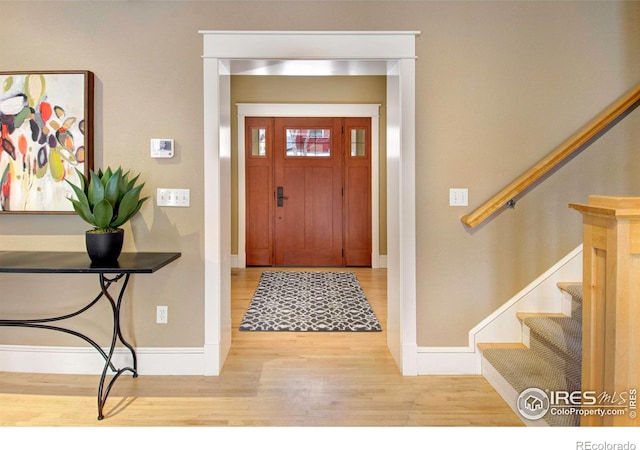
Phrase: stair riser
[
  {"left": 570, "top": 295, "right": 582, "bottom": 323},
  {"left": 561, "top": 291, "right": 582, "bottom": 323},
  {"left": 525, "top": 325, "right": 581, "bottom": 364},
  {"left": 564, "top": 284, "right": 583, "bottom": 323},
  {"left": 523, "top": 319, "right": 582, "bottom": 390},
  {"left": 529, "top": 334, "right": 581, "bottom": 391}
]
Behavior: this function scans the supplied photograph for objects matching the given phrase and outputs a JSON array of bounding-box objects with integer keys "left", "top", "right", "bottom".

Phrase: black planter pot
[{"left": 85, "top": 228, "right": 124, "bottom": 264}]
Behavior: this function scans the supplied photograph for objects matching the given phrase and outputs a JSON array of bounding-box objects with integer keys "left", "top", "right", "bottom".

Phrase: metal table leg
[
  {"left": 96, "top": 273, "right": 138, "bottom": 420},
  {"left": 0, "top": 271, "right": 138, "bottom": 420}
]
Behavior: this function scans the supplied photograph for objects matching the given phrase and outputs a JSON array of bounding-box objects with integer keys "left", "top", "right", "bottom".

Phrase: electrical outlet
[{"left": 156, "top": 306, "right": 168, "bottom": 324}]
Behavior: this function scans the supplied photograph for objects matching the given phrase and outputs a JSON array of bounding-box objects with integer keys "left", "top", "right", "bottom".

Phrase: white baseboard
[
  {"left": 0, "top": 345, "right": 205, "bottom": 375},
  {"left": 231, "top": 254, "right": 241, "bottom": 268},
  {"left": 416, "top": 346, "right": 478, "bottom": 375}
]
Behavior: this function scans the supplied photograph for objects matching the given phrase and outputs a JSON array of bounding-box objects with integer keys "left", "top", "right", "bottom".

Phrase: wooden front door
[
  {"left": 245, "top": 117, "right": 371, "bottom": 267},
  {"left": 274, "top": 118, "right": 343, "bottom": 266}
]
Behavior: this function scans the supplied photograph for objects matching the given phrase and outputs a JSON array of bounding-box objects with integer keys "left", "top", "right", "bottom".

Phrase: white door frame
[
  {"left": 236, "top": 103, "right": 381, "bottom": 269},
  {"left": 201, "top": 31, "right": 419, "bottom": 375}
]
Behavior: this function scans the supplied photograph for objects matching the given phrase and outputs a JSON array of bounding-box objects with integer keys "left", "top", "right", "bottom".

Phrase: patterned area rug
[{"left": 239, "top": 271, "right": 382, "bottom": 332}]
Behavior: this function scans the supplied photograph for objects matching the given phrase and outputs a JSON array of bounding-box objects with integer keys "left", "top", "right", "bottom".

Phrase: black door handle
[{"left": 277, "top": 186, "right": 289, "bottom": 207}]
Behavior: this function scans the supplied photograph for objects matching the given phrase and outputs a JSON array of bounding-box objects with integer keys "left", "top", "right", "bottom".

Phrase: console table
[{"left": 0, "top": 251, "right": 181, "bottom": 420}]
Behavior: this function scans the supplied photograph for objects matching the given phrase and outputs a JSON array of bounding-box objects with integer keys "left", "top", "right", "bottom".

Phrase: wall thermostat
[{"left": 150, "top": 139, "right": 174, "bottom": 158}]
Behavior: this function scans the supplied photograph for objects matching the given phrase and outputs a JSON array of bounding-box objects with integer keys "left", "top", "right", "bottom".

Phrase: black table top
[{"left": 0, "top": 251, "right": 181, "bottom": 274}]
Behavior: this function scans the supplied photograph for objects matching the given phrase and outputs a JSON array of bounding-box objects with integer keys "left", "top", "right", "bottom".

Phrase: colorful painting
[{"left": 0, "top": 71, "right": 93, "bottom": 213}]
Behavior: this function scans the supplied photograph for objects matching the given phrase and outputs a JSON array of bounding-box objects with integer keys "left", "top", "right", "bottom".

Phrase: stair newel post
[{"left": 569, "top": 196, "right": 640, "bottom": 427}]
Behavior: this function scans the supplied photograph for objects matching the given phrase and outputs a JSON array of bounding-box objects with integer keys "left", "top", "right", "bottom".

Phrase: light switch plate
[
  {"left": 157, "top": 188, "right": 190, "bottom": 207},
  {"left": 449, "top": 188, "right": 468, "bottom": 206}
]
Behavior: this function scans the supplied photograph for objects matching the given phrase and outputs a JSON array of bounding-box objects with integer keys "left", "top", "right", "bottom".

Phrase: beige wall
[{"left": 0, "top": 1, "right": 639, "bottom": 350}]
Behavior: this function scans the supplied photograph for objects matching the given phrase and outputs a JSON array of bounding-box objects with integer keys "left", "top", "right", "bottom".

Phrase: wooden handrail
[{"left": 461, "top": 84, "right": 640, "bottom": 228}]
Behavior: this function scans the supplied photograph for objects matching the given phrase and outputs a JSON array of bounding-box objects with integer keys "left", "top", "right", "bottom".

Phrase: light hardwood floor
[{"left": 0, "top": 267, "right": 523, "bottom": 426}]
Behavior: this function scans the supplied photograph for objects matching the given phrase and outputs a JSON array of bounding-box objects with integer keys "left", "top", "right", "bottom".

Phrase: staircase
[{"left": 479, "top": 282, "right": 583, "bottom": 426}]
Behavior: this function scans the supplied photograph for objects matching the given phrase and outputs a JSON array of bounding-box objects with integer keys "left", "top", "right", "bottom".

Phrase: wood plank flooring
[{"left": 0, "top": 267, "right": 523, "bottom": 426}]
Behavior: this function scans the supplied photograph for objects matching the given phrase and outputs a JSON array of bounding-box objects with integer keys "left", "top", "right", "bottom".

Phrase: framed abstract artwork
[{"left": 0, "top": 71, "right": 94, "bottom": 213}]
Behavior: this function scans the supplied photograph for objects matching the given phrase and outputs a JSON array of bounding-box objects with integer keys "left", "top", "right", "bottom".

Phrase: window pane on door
[
  {"left": 250, "top": 128, "right": 266, "bottom": 157},
  {"left": 350, "top": 129, "right": 366, "bottom": 157},
  {"left": 286, "top": 128, "right": 331, "bottom": 157}
]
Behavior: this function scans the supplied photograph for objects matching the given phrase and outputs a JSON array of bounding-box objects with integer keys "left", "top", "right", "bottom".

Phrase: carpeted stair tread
[
  {"left": 483, "top": 348, "right": 579, "bottom": 393},
  {"left": 524, "top": 316, "right": 582, "bottom": 363},
  {"left": 560, "top": 283, "right": 583, "bottom": 302},
  {"left": 482, "top": 347, "right": 580, "bottom": 426}
]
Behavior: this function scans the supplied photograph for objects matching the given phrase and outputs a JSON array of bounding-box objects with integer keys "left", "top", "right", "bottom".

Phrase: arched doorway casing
[{"left": 201, "top": 31, "right": 419, "bottom": 375}]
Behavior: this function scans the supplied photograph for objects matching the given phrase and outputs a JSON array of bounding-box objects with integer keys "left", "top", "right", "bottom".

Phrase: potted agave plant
[{"left": 66, "top": 166, "right": 148, "bottom": 264}]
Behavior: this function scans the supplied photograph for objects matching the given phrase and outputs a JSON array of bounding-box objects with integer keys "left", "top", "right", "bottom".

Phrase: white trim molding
[
  {"left": 202, "top": 30, "right": 420, "bottom": 375},
  {"left": 0, "top": 345, "right": 205, "bottom": 376}
]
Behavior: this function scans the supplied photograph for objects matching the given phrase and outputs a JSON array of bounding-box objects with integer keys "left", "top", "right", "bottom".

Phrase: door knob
[{"left": 277, "top": 186, "right": 289, "bottom": 207}]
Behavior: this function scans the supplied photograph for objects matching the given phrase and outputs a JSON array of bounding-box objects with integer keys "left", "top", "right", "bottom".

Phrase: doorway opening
[
  {"left": 245, "top": 116, "right": 372, "bottom": 267},
  {"left": 202, "top": 30, "right": 419, "bottom": 375}
]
